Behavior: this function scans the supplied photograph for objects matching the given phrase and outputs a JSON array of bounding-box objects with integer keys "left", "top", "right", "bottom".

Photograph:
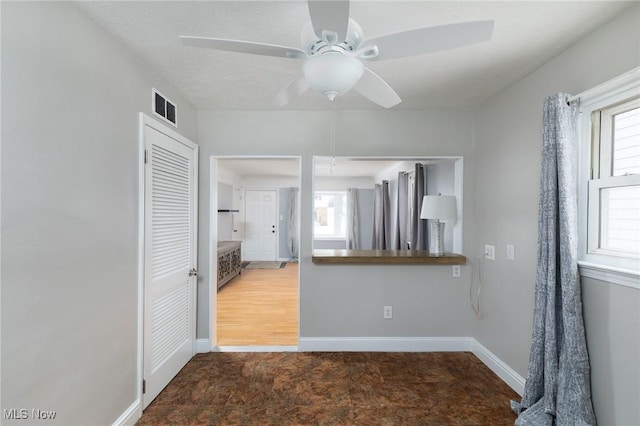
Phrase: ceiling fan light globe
[{"left": 302, "top": 52, "right": 364, "bottom": 99}]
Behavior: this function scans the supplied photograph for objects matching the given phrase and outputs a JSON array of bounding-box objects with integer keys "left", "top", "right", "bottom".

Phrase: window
[
  {"left": 313, "top": 191, "right": 346, "bottom": 239},
  {"left": 588, "top": 97, "right": 640, "bottom": 257},
  {"left": 577, "top": 67, "right": 640, "bottom": 284}
]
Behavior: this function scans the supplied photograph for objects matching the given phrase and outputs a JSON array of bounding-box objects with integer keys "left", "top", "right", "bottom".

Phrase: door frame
[
  {"left": 210, "top": 156, "right": 301, "bottom": 350},
  {"left": 137, "top": 113, "right": 198, "bottom": 414}
]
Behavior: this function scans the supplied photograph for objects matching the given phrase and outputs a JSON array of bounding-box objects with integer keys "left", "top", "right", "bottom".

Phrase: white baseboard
[
  {"left": 298, "top": 337, "right": 473, "bottom": 352},
  {"left": 112, "top": 400, "right": 140, "bottom": 426},
  {"left": 215, "top": 345, "right": 299, "bottom": 352},
  {"left": 471, "top": 340, "right": 525, "bottom": 396},
  {"left": 196, "top": 338, "right": 211, "bottom": 353}
]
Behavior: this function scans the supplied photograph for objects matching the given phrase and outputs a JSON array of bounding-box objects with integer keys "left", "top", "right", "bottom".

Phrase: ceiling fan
[{"left": 180, "top": 1, "right": 494, "bottom": 108}]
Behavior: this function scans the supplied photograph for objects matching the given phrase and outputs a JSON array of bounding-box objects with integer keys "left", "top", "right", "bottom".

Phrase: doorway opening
[{"left": 211, "top": 157, "right": 301, "bottom": 349}]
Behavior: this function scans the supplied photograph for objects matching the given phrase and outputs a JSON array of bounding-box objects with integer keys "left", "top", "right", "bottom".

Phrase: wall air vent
[{"left": 152, "top": 88, "right": 177, "bottom": 127}]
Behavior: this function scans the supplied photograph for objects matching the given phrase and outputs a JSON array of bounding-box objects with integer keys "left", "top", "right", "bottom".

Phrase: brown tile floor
[{"left": 137, "top": 352, "right": 519, "bottom": 425}]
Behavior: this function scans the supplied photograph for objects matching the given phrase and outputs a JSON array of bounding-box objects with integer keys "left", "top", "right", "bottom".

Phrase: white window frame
[
  {"left": 313, "top": 191, "right": 347, "bottom": 240},
  {"left": 576, "top": 67, "right": 640, "bottom": 288},
  {"left": 587, "top": 98, "right": 640, "bottom": 257}
]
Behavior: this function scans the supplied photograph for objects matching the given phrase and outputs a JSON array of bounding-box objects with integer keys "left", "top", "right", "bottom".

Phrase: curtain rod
[
  {"left": 567, "top": 94, "right": 580, "bottom": 103},
  {"left": 566, "top": 67, "right": 640, "bottom": 106}
]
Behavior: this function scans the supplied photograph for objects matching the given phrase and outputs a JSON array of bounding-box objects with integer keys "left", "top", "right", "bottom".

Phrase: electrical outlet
[
  {"left": 383, "top": 306, "right": 393, "bottom": 319},
  {"left": 485, "top": 245, "right": 495, "bottom": 260},
  {"left": 452, "top": 265, "right": 461, "bottom": 278},
  {"left": 506, "top": 244, "right": 515, "bottom": 261}
]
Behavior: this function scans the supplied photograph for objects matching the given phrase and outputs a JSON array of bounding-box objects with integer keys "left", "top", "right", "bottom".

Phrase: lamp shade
[
  {"left": 302, "top": 52, "right": 364, "bottom": 100},
  {"left": 420, "top": 195, "right": 457, "bottom": 220}
]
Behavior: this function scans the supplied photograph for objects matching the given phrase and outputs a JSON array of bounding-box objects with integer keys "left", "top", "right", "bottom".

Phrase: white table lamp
[{"left": 420, "top": 195, "right": 457, "bottom": 256}]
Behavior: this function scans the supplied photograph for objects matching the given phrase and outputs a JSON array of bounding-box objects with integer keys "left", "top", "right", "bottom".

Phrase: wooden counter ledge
[{"left": 312, "top": 249, "right": 467, "bottom": 265}]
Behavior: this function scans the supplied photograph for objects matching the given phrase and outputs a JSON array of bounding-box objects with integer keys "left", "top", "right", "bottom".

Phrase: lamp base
[{"left": 429, "top": 221, "right": 445, "bottom": 256}]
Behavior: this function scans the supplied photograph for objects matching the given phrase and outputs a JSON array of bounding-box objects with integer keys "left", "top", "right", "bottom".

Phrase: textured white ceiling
[{"left": 76, "top": 1, "right": 633, "bottom": 111}]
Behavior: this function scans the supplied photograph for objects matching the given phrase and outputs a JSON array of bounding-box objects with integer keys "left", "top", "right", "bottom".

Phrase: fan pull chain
[{"left": 329, "top": 105, "right": 336, "bottom": 175}]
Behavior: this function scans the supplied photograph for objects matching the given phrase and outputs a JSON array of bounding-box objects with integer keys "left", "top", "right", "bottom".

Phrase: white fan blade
[
  {"left": 180, "top": 36, "right": 306, "bottom": 59},
  {"left": 354, "top": 68, "right": 401, "bottom": 108},
  {"left": 361, "top": 20, "right": 494, "bottom": 62},
  {"left": 307, "top": 0, "right": 350, "bottom": 41},
  {"left": 273, "top": 77, "right": 311, "bottom": 106}
]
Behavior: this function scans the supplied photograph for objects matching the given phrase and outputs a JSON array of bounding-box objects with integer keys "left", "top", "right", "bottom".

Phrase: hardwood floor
[{"left": 216, "top": 262, "right": 298, "bottom": 346}]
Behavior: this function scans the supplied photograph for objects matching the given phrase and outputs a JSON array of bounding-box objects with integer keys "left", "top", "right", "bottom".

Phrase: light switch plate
[{"left": 506, "top": 244, "right": 515, "bottom": 261}]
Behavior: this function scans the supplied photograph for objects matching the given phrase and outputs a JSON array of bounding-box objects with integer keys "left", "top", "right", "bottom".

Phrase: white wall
[
  {"left": 581, "top": 277, "right": 640, "bottom": 426},
  {"left": 1, "top": 2, "right": 197, "bottom": 424},
  {"left": 315, "top": 175, "right": 375, "bottom": 190},
  {"left": 217, "top": 182, "right": 234, "bottom": 241},
  {"left": 472, "top": 5, "right": 640, "bottom": 424},
  {"left": 216, "top": 167, "right": 241, "bottom": 188},
  {"left": 241, "top": 175, "right": 300, "bottom": 189},
  {"left": 198, "top": 110, "right": 477, "bottom": 340}
]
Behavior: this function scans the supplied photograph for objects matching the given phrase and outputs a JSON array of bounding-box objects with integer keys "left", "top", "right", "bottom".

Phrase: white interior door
[
  {"left": 244, "top": 190, "right": 277, "bottom": 261},
  {"left": 143, "top": 120, "right": 198, "bottom": 408}
]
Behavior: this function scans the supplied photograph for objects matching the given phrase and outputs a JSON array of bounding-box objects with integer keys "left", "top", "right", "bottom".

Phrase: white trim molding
[
  {"left": 298, "top": 337, "right": 473, "bottom": 352},
  {"left": 196, "top": 339, "right": 211, "bottom": 353},
  {"left": 215, "top": 346, "right": 299, "bottom": 352},
  {"left": 579, "top": 262, "right": 640, "bottom": 290},
  {"left": 571, "top": 67, "right": 640, "bottom": 108},
  {"left": 111, "top": 400, "right": 141, "bottom": 426},
  {"left": 471, "top": 340, "right": 525, "bottom": 396}
]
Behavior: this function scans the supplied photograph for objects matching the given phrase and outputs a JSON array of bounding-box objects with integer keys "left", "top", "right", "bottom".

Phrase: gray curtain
[
  {"left": 411, "top": 163, "right": 428, "bottom": 250},
  {"left": 511, "top": 94, "right": 596, "bottom": 425},
  {"left": 287, "top": 187, "right": 299, "bottom": 260},
  {"left": 347, "top": 188, "right": 360, "bottom": 249},
  {"left": 395, "top": 172, "right": 410, "bottom": 249},
  {"left": 372, "top": 181, "right": 391, "bottom": 249}
]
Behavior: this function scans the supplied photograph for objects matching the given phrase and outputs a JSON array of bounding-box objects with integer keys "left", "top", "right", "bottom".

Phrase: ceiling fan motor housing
[{"left": 301, "top": 19, "right": 363, "bottom": 55}]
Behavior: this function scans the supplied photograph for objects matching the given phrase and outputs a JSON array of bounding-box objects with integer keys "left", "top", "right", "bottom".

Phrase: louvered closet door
[{"left": 143, "top": 123, "right": 198, "bottom": 408}]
